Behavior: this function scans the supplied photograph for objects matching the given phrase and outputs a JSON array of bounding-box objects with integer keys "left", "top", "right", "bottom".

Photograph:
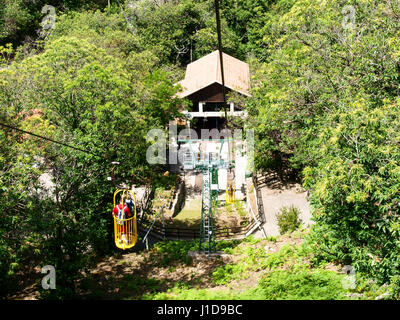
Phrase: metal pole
[
  {"left": 214, "top": 0, "right": 228, "bottom": 124},
  {"left": 142, "top": 205, "right": 164, "bottom": 244}
]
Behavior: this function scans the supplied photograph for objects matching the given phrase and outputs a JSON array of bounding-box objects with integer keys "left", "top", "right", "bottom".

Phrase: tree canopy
[{"left": 2, "top": 0, "right": 400, "bottom": 298}]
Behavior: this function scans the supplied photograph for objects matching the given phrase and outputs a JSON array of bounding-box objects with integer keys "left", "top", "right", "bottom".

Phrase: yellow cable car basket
[
  {"left": 226, "top": 184, "right": 235, "bottom": 204},
  {"left": 113, "top": 189, "right": 137, "bottom": 250}
]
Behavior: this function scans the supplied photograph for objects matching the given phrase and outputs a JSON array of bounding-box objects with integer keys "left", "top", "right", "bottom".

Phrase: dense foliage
[
  {"left": 0, "top": 0, "right": 110, "bottom": 46},
  {"left": 2, "top": 0, "right": 400, "bottom": 298},
  {"left": 1, "top": 4, "right": 182, "bottom": 298},
  {"left": 247, "top": 0, "right": 400, "bottom": 285}
]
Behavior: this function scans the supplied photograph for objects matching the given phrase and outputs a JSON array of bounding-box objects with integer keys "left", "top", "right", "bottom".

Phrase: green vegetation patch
[
  {"left": 150, "top": 240, "right": 199, "bottom": 266},
  {"left": 212, "top": 263, "right": 249, "bottom": 285},
  {"left": 255, "top": 268, "right": 347, "bottom": 300},
  {"left": 276, "top": 205, "right": 302, "bottom": 234}
]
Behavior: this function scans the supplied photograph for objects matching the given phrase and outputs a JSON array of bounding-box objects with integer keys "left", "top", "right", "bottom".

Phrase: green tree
[
  {"left": 0, "top": 30, "right": 182, "bottom": 297},
  {"left": 246, "top": 0, "right": 400, "bottom": 284}
]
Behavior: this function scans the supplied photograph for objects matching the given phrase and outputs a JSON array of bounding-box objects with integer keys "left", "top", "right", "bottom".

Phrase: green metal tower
[
  {"left": 199, "top": 165, "right": 216, "bottom": 254},
  {"left": 179, "top": 139, "right": 233, "bottom": 256}
]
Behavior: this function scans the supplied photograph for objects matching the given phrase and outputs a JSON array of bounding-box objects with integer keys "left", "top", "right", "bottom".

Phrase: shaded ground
[
  {"left": 7, "top": 265, "right": 42, "bottom": 300},
  {"left": 8, "top": 229, "right": 314, "bottom": 300},
  {"left": 9, "top": 227, "right": 388, "bottom": 300}
]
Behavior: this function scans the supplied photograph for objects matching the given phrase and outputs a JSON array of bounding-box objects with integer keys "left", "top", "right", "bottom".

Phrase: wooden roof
[{"left": 176, "top": 50, "right": 251, "bottom": 99}]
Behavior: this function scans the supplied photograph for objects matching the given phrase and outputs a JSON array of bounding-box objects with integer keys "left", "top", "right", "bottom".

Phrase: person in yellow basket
[{"left": 112, "top": 194, "right": 132, "bottom": 245}]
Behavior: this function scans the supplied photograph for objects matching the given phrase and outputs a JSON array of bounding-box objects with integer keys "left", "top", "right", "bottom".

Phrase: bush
[
  {"left": 246, "top": 0, "right": 400, "bottom": 286},
  {"left": 276, "top": 205, "right": 301, "bottom": 234},
  {"left": 304, "top": 102, "right": 400, "bottom": 284}
]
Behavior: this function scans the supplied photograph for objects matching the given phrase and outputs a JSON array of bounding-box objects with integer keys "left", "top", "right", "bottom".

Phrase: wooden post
[{"left": 161, "top": 206, "right": 166, "bottom": 240}]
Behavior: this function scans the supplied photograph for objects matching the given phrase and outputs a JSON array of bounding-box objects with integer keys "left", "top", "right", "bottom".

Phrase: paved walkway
[{"left": 253, "top": 173, "right": 313, "bottom": 238}]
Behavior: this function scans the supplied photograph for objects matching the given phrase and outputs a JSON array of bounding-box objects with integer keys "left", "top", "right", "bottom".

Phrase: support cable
[
  {"left": 214, "top": 0, "right": 232, "bottom": 164},
  {"left": 0, "top": 122, "right": 99, "bottom": 156}
]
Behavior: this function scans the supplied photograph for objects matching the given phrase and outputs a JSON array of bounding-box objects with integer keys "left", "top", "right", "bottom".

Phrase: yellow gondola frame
[{"left": 112, "top": 189, "right": 137, "bottom": 250}]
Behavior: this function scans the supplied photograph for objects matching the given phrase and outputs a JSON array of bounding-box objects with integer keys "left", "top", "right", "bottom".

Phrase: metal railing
[
  {"left": 138, "top": 214, "right": 259, "bottom": 241},
  {"left": 252, "top": 174, "right": 266, "bottom": 223}
]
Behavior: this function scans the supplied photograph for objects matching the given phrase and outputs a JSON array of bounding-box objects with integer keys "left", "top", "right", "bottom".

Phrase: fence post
[
  {"left": 253, "top": 173, "right": 266, "bottom": 223},
  {"left": 161, "top": 206, "right": 166, "bottom": 240}
]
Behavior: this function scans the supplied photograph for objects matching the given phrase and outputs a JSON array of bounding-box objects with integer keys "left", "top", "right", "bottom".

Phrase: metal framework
[{"left": 180, "top": 139, "right": 232, "bottom": 255}]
